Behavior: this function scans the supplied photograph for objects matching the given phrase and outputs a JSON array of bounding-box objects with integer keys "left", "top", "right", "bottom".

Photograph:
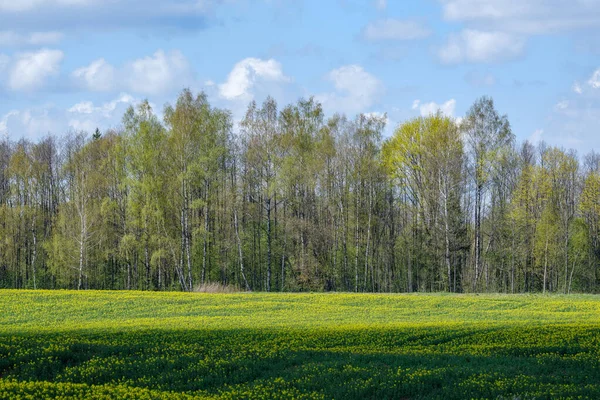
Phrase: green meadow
[{"left": 1, "top": 291, "right": 599, "bottom": 399}]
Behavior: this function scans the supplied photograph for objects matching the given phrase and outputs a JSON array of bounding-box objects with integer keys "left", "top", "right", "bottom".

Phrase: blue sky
[{"left": 0, "top": 0, "right": 599, "bottom": 154}]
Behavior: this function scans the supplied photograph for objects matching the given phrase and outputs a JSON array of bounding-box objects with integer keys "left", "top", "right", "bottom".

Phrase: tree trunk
[
  {"left": 568, "top": 259, "right": 576, "bottom": 294},
  {"left": 354, "top": 191, "right": 360, "bottom": 292},
  {"left": 564, "top": 230, "right": 569, "bottom": 294},
  {"left": 234, "top": 206, "right": 250, "bottom": 291},
  {"left": 180, "top": 207, "right": 189, "bottom": 291},
  {"left": 364, "top": 185, "right": 373, "bottom": 292},
  {"left": 78, "top": 215, "right": 85, "bottom": 290},
  {"left": 442, "top": 178, "right": 452, "bottom": 292},
  {"left": 543, "top": 233, "right": 549, "bottom": 294},
  {"left": 474, "top": 183, "right": 482, "bottom": 292},
  {"left": 280, "top": 228, "right": 287, "bottom": 292},
  {"left": 511, "top": 220, "right": 515, "bottom": 294},
  {"left": 182, "top": 178, "right": 192, "bottom": 291},
  {"left": 144, "top": 215, "right": 150, "bottom": 290},
  {"left": 31, "top": 215, "right": 37, "bottom": 290},
  {"left": 266, "top": 198, "right": 272, "bottom": 292},
  {"left": 202, "top": 180, "right": 209, "bottom": 285}
]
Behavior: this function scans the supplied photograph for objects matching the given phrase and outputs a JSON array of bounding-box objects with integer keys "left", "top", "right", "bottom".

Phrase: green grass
[{"left": 1, "top": 291, "right": 600, "bottom": 399}]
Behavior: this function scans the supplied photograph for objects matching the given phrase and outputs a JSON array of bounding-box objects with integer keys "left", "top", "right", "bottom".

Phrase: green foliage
[
  {"left": 0, "top": 93, "right": 599, "bottom": 294},
  {"left": 383, "top": 114, "right": 466, "bottom": 292},
  {"left": 2, "top": 291, "right": 600, "bottom": 399}
]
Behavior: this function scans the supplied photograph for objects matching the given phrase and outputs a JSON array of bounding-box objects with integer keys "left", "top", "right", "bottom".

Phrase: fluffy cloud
[
  {"left": 0, "top": 110, "right": 18, "bottom": 136},
  {"left": 317, "top": 65, "right": 383, "bottom": 115},
  {"left": 362, "top": 19, "right": 431, "bottom": 41},
  {"left": 67, "top": 93, "right": 137, "bottom": 132},
  {"left": 72, "top": 50, "right": 193, "bottom": 95},
  {"left": 438, "top": 30, "right": 525, "bottom": 64},
  {"left": 567, "top": 70, "right": 600, "bottom": 96},
  {"left": 0, "top": 107, "right": 63, "bottom": 138},
  {"left": 0, "top": 93, "right": 138, "bottom": 139},
  {"left": 67, "top": 101, "right": 95, "bottom": 114},
  {"left": 588, "top": 69, "right": 600, "bottom": 89},
  {"left": 72, "top": 58, "right": 115, "bottom": 92},
  {"left": 7, "top": 48, "right": 63, "bottom": 91},
  {"left": 0, "top": 31, "right": 63, "bottom": 46},
  {"left": 124, "top": 50, "right": 192, "bottom": 95},
  {"left": 412, "top": 99, "right": 457, "bottom": 118},
  {"left": 68, "top": 93, "right": 135, "bottom": 117},
  {"left": 219, "top": 57, "right": 290, "bottom": 101},
  {"left": 437, "top": 1, "right": 600, "bottom": 66}
]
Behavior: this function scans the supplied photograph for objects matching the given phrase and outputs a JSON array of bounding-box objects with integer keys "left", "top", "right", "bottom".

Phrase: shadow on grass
[{"left": 1, "top": 325, "right": 599, "bottom": 399}]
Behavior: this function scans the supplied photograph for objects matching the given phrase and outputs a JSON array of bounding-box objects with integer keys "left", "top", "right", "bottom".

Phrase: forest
[{"left": 1, "top": 90, "right": 599, "bottom": 293}]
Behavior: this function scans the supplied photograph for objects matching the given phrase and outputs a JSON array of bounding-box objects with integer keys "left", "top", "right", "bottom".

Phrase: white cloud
[
  {"left": 545, "top": 101, "right": 600, "bottom": 153},
  {"left": 104, "top": 93, "right": 136, "bottom": 112},
  {"left": 529, "top": 128, "right": 543, "bottom": 144},
  {"left": 219, "top": 57, "right": 290, "bottom": 101},
  {"left": 416, "top": 99, "right": 457, "bottom": 118},
  {"left": 362, "top": 19, "right": 431, "bottom": 41},
  {"left": 442, "top": 0, "right": 535, "bottom": 23},
  {"left": 439, "top": 0, "right": 600, "bottom": 35},
  {"left": 72, "top": 58, "right": 116, "bottom": 92},
  {"left": 554, "top": 100, "right": 569, "bottom": 111},
  {"left": 124, "top": 50, "right": 192, "bottom": 95},
  {"left": 317, "top": 65, "right": 383, "bottom": 115},
  {"left": 10, "top": 97, "right": 134, "bottom": 141},
  {"left": 67, "top": 93, "right": 138, "bottom": 132},
  {"left": 7, "top": 48, "right": 63, "bottom": 91},
  {"left": 588, "top": 69, "right": 600, "bottom": 89},
  {"left": 328, "top": 65, "right": 380, "bottom": 95},
  {"left": 0, "top": 31, "right": 63, "bottom": 46},
  {"left": 438, "top": 30, "right": 525, "bottom": 64},
  {"left": 67, "top": 119, "right": 98, "bottom": 133},
  {"left": 0, "top": 93, "right": 138, "bottom": 140},
  {"left": 544, "top": 68, "right": 600, "bottom": 153},
  {"left": 0, "top": 110, "right": 18, "bottom": 137},
  {"left": 68, "top": 101, "right": 95, "bottom": 114},
  {"left": 437, "top": 1, "right": 600, "bottom": 69},
  {"left": 71, "top": 50, "right": 193, "bottom": 95},
  {"left": 68, "top": 93, "right": 136, "bottom": 117},
  {"left": 0, "top": 107, "right": 63, "bottom": 138}
]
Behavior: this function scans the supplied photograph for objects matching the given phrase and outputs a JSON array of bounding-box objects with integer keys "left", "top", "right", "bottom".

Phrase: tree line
[{"left": 1, "top": 90, "right": 599, "bottom": 293}]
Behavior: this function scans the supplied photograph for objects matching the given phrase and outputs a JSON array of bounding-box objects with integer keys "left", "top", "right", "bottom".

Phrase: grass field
[{"left": 1, "top": 291, "right": 599, "bottom": 399}]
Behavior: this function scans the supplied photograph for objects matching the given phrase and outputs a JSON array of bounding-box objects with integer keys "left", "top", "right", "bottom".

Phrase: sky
[{"left": 0, "top": 0, "right": 599, "bottom": 154}]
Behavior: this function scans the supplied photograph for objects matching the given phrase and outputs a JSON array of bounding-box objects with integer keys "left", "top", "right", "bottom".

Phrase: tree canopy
[{"left": 0, "top": 91, "right": 598, "bottom": 293}]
